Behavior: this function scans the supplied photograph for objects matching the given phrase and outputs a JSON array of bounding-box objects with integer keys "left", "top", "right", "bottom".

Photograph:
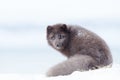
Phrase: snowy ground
[{"left": 0, "top": 64, "right": 120, "bottom": 80}]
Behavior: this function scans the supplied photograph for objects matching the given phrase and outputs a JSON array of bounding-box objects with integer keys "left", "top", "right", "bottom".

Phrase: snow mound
[{"left": 0, "top": 64, "right": 120, "bottom": 80}]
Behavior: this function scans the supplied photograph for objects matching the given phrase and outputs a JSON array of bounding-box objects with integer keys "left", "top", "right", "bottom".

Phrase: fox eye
[{"left": 50, "top": 36, "right": 55, "bottom": 40}]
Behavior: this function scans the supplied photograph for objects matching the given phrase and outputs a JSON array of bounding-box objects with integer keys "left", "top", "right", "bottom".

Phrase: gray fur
[
  {"left": 46, "top": 54, "right": 96, "bottom": 76},
  {"left": 46, "top": 23, "right": 113, "bottom": 77}
]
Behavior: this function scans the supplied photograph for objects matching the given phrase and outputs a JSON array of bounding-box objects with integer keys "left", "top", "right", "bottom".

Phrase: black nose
[
  {"left": 56, "top": 43, "right": 63, "bottom": 47},
  {"left": 57, "top": 44, "right": 59, "bottom": 47}
]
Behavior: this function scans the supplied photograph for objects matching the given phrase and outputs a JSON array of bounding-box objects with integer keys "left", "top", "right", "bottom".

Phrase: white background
[{"left": 0, "top": 0, "right": 120, "bottom": 74}]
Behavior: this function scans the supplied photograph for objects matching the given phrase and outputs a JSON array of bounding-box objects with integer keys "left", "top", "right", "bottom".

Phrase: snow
[{"left": 0, "top": 64, "right": 120, "bottom": 80}]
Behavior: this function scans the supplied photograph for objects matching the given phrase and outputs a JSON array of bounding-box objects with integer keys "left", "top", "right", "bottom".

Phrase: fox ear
[
  {"left": 47, "top": 26, "right": 53, "bottom": 33},
  {"left": 60, "top": 24, "right": 67, "bottom": 32}
]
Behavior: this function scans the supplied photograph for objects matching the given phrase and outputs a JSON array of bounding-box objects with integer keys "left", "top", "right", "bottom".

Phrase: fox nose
[
  {"left": 56, "top": 44, "right": 60, "bottom": 47},
  {"left": 57, "top": 44, "right": 61, "bottom": 47}
]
